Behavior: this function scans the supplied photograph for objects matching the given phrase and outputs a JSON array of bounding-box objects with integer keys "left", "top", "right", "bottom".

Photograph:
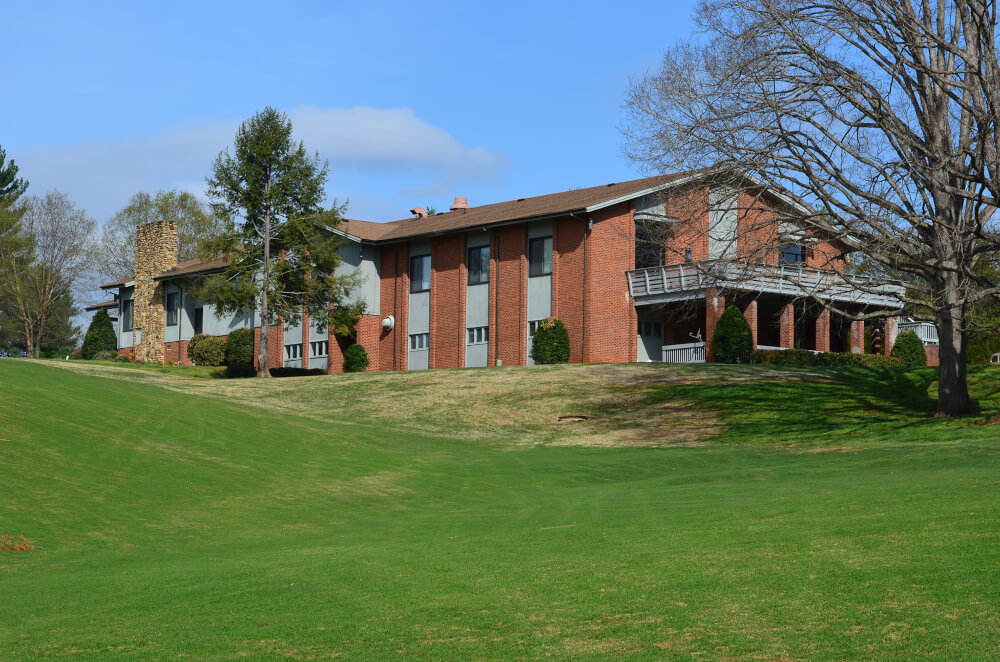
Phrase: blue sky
[{"left": 5, "top": 1, "right": 698, "bottom": 225}]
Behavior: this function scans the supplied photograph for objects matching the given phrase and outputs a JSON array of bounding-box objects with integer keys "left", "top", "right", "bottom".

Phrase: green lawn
[{"left": 2, "top": 360, "right": 998, "bottom": 659}]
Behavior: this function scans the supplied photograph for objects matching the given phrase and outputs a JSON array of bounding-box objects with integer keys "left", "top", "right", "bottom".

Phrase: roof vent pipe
[
  {"left": 450, "top": 196, "right": 471, "bottom": 211},
  {"left": 410, "top": 207, "right": 428, "bottom": 219}
]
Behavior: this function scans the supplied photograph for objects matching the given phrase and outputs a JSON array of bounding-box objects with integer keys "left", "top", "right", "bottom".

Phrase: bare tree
[
  {"left": 624, "top": 0, "right": 1000, "bottom": 417},
  {"left": 2, "top": 192, "right": 95, "bottom": 357},
  {"left": 94, "top": 190, "right": 224, "bottom": 283}
]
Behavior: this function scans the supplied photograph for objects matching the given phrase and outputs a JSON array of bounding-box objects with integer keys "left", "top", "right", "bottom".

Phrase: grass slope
[{"left": 1, "top": 360, "right": 999, "bottom": 659}]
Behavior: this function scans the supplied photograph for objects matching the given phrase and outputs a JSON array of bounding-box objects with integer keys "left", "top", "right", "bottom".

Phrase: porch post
[
  {"left": 779, "top": 302, "right": 795, "bottom": 349},
  {"left": 815, "top": 308, "right": 831, "bottom": 353},
  {"left": 883, "top": 316, "right": 899, "bottom": 356},
  {"left": 850, "top": 320, "right": 864, "bottom": 354},
  {"left": 705, "top": 287, "right": 725, "bottom": 362},
  {"left": 743, "top": 299, "right": 758, "bottom": 349}
]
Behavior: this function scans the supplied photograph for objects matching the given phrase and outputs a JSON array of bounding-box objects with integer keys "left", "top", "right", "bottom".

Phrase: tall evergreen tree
[
  {"left": 81, "top": 309, "right": 117, "bottom": 359},
  {"left": 197, "top": 107, "right": 364, "bottom": 377}
]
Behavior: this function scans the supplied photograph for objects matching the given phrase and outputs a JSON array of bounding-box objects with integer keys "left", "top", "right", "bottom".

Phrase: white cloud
[{"left": 12, "top": 106, "right": 508, "bottom": 223}]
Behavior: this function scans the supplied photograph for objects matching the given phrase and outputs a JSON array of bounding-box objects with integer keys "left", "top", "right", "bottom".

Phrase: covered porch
[{"left": 629, "top": 261, "right": 905, "bottom": 363}]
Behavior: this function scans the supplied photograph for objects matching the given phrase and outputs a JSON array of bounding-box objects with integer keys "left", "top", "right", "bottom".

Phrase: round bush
[
  {"left": 187, "top": 334, "right": 212, "bottom": 363},
  {"left": 343, "top": 343, "right": 370, "bottom": 372},
  {"left": 189, "top": 335, "right": 225, "bottom": 366},
  {"left": 531, "top": 317, "right": 570, "bottom": 364},
  {"left": 891, "top": 329, "right": 927, "bottom": 367},
  {"left": 225, "top": 328, "right": 254, "bottom": 367},
  {"left": 711, "top": 305, "right": 753, "bottom": 363},
  {"left": 82, "top": 309, "right": 117, "bottom": 360}
]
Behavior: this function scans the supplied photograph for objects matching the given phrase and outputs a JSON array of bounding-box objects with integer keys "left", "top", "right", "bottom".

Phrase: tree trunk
[
  {"left": 935, "top": 304, "right": 978, "bottom": 417},
  {"left": 32, "top": 309, "right": 47, "bottom": 359},
  {"left": 257, "top": 184, "right": 273, "bottom": 378}
]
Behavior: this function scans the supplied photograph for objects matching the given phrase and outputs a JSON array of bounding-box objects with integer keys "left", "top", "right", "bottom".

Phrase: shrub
[
  {"left": 225, "top": 328, "right": 254, "bottom": 367},
  {"left": 81, "top": 310, "right": 117, "bottom": 360},
  {"left": 189, "top": 335, "right": 225, "bottom": 366},
  {"left": 711, "top": 306, "right": 753, "bottom": 363},
  {"left": 187, "top": 334, "right": 212, "bottom": 363},
  {"left": 531, "top": 317, "right": 570, "bottom": 364},
  {"left": 343, "top": 344, "right": 370, "bottom": 372},
  {"left": 115, "top": 353, "right": 132, "bottom": 363},
  {"left": 967, "top": 332, "right": 1000, "bottom": 365},
  {"left": 269, "top": 367, "right": 326, "bottom": 378},
  {"left": 890, "top": 330, "right": 927, "bottom": 367},
  {"left": 95, "top": 350, "right": 116, "bottom": 361},
  {"left": 749, "top": 348, "right": 904, "bottom": 368}
]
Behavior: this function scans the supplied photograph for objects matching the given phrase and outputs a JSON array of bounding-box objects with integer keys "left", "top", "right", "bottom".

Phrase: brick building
[{"left": 101, "top": 171, "right": 905, "bottom": 371}]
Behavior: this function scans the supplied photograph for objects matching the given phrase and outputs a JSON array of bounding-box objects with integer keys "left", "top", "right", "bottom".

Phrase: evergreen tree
[{"left": 81, "top": 309, "right": 117, "bottom": 359}]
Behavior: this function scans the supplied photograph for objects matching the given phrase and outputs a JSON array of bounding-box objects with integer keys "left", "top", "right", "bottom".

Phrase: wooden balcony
[{"left": 627, "top": 260, "right": 904, "bottom": 308}]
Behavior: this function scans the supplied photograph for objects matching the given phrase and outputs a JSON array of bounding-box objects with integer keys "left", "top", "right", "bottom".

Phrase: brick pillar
[
  {"left": 705, "top": 287, "right": 725, "bottom": 362},
  {"left": 850, "top": 320, "right": 864, "bottom": 354},
  {"left": 779, "top": 303, "right": 795, "bottom": 349},
  {"left": 883, "top": 316, "right": 899, "bottom": 356},
  {"left": 815, "top": 308, "right": 831, "bottom": 353},
  {"left": 742, "top": 299, "right": 758, "bottom": 348}
]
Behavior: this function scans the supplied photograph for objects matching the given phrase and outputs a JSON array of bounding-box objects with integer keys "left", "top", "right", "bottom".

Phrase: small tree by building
[
  {"left": 711, "top": 305, "right": 753, "bottom": 363},
  {"left": 531, "top": 317, "right": 570, "bottom": 364},
  {"left": 343, "top": 343, "right": 369, "bottom": 372},
  {"left": 81, "top": 309, "right": 116, "bottom": 359},
  {"left": 891, "top": 330, "right": 927, "bottom": 368}
]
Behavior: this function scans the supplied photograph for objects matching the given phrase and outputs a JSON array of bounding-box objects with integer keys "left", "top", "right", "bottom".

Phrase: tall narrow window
[
  {"left": 410, "top": 254, "right": 431, "bottom": 292},
  {"left": 122, "top": 299, "right": 134, "bottom": 332},
  {"left": 528, "top": 236, "right": 552, "bottom": 277},
  {"left": 193, "top": 307, "right": 204, "bottom": 335},
  {"left": 166, "top": 292, "right": 179, "bottom": 326},
  {"left": 635, "top": 223, "right": 665, "bottom": 269},
  {"left": 467, "top": 246, "right": 490, "bottom": 285}
]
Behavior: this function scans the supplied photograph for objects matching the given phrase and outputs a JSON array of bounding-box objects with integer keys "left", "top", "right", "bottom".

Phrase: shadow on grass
[{"left": 637, "top": 366, "right": 992, "bottom": 446}]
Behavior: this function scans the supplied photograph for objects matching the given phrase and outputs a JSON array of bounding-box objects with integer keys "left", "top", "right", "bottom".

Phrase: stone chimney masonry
[{"left": 133, "top": 220, "right": 178, "bottom": 363}]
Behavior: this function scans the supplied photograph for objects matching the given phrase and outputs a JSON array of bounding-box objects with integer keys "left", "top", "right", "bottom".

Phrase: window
[
  {"left": 285, "top": 344, "right": 302, "bottom": 360},
  {"left": 528, "top": 236, "right": 552, "bottom": 277},
  {"left": 467, "top": 326, "right": 489, "bottom": 344},
  {"left": 635, "top": 223, "right": 665, "bottom": 269},
  {"left": 122, "top": 299, "right": 134, "bottom": 331},
  {"left": 467, "top": 246, "right": 490, "bottom": 285},
  {"left": 638, "top": 321, "right": 663, "bottom": 338},
  {"left": 528, "top": 320, "right": 543, "bottom": 337},
  {"left": 684, "top": 248, "right": 693, "bottom": 262},
  {"left": 310, "top": 340, "right": 328, "bottom": 358},
  {"left": 410, "top": 254, "right": 431, "bottom": 292},
  {"left": 409, "top": 333, "right": 430, "bottom": 350},
  {"left": 779, "top": 245, "right": 805, "bottom": 265},
  {"left": 193, "top": 307, "right": 204, "bottom": 335},
  {"left": 166, "top": 292, "right": 179, "bottom": 326}
]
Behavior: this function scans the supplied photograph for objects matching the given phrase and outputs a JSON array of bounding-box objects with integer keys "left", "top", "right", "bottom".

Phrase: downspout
[
  {"left": 493, "top": 230, "right": 501, "bottom": 365},
  {"left": 583, "top": 217, "right": 592, "bottom": 362}
]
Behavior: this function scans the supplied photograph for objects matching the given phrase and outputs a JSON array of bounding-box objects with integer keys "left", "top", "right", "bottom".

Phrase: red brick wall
[
  {"left": 584, "top": 203, "right": 637, "bottom": 363},
  {"left": 815, "top": 308, "right": 831, "bottom": 353},
  {"left": 253, "top": 323, "right": 284, "bottom": 370},
  {"left": 925, "top": 344, "right": 940, "bottom": 366},
  {"left": 705, "top": 288, "right": 725, "bottom": 361},
  {"left": 663, "top": 185, "right": 710, "bottom": 263},
  {"left": 780, "top": 304, "right": 795, "bottom": 349},
  {"left": 743, "top": 299, "right": 758, "bottom": 347},
  {"left": 378, "top": 245, "right": 408, "bottom": 371},
  {"left": 430, "top": 234, "right": 465, "bottom": 369},
  {"left": 495, "top": 225, "right": 527, "bottom": 365},
  {"left": 355, "top": 314, "right": 383, "bottom": 372},
  {"left": 554, "top": 216, "right": 586, "bottom": 363}
]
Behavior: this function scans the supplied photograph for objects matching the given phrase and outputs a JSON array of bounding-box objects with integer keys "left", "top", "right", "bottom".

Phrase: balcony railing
[
  {"left": 899, "top": 321, "right": 939, "bottom": 345},
  {"left": 627, "top": 260, "right": 904, "bottom": 308},
  {"left": 661, "top": 342, "right": 706, "bottom": 363}
]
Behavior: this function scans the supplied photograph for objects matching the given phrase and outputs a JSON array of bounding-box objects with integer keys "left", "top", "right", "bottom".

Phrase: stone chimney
[{"left": 133, "top": 220, "right": 178, "bottom": 363}]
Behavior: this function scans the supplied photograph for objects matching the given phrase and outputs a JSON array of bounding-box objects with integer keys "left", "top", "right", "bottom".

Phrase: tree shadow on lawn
[{"left": 641, "top": 367, "right": 962, "bottom": 446}]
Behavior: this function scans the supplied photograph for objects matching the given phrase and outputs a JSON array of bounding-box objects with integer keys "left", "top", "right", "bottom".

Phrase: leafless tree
[
  {"left": 1, "top": 191, "right": 95, "bottom": 357},
  {"left": 624, "top": 0, "right": 1000, "bottom": 417}
]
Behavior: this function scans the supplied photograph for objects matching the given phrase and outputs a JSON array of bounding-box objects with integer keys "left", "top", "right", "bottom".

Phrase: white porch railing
[
  {"left": 628, "top": 260, "right": 904, "bottom": 308},
  {"left": 899, "top": 321, "right": 939, "bottom": 345},
  {"left": 661, "top": 342, "right": 706, "bottom": 363}
]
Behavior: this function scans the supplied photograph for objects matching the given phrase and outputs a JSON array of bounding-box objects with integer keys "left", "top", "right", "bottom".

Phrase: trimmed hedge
[
  {"left": 531, "top": 317, "right": 570, "bottom": 364},
  {"left": 750, "top": 349, "right": 904, "bottom": 367},
  {"left": 711, "top": 305, "right": 753, "bottom": 363},
  {"left": 269, "top": 367, "right": 326, "bottom": 378},
  {"left": 81, "top": 310, "right": 117, "bottom": 360},
  {"left": 343, "top": 344, "right": 370, "bottom": 372},
  {"left": 189, "top": 335, "right": 225, "bottom": 366},
  {"left": 225, "top": 328, "right": 254, "bottom": 367},
  {"left": 890, "top": 330, "right": 927, "bottom": 367}
]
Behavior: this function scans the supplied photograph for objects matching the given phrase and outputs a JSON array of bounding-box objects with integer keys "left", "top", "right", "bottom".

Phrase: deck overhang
[{"left": 628, "top": 261, "right": 905, "bottom": 309}]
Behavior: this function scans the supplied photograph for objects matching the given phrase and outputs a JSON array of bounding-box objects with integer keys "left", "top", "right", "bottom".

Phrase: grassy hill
[{"left": 2, "top": 359, "right": 999, "bottom": 659}]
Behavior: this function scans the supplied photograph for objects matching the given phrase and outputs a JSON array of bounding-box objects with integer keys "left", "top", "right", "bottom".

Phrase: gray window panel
[
  {"left": 779, "top": 245, "right": 805, "bottom": 264},
  {"left": 166, "top": 292, "right": 179, "bottom": 326},
  {"left": 528, "top": 237, "right": 552, "bottom": 277},
  {"left": 309, "top": 340, "right": 329, "bottom": 358},
  {"left": 122, "top": 299, "right": 134, "bottom": 331},
  {"left": 409, "top": 333, "right": 430, "bottom": 350},
  {"left": 467, "top": 326, "right": 489, "bottom": 345}
]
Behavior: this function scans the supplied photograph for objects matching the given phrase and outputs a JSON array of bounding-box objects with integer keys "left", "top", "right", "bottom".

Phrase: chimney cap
[
  {"left": 410, "top": 207, "right": 428, "bottom": 219},
  {"left": 450, "top": 196, "right": 471, "bottom": 211}
]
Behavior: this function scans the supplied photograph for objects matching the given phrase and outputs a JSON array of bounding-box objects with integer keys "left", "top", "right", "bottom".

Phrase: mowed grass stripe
[{"left": 1, "top": 360, "right": 999, "bottom": 659}]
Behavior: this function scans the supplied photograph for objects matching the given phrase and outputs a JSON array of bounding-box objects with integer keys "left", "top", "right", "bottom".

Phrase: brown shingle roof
[
  {"left": 331, "top": 172, "right": 700, "bottom": 243},
  {"left": 153, "top": 255, "right": 230, "bottom": 280},
  {"left": 85, "top": 299, "right": 117, "bottom": 311},
  {"left": 100, "top": 277, "right": 133, "bottom": 289}
]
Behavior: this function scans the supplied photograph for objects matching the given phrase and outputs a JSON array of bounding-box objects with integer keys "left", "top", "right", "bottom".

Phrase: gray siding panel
[
  {"left": 465, "top": 283, "right": 489, "bottom": 328},
  {"left": 465, "top": 343, "right": 488, "bottom": 368},
  {"left": 118, "top": 287, "right": 134, "bottom": 348},
  {"left": 336, "top": 241, "right": 381, "bottom": 314}
]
